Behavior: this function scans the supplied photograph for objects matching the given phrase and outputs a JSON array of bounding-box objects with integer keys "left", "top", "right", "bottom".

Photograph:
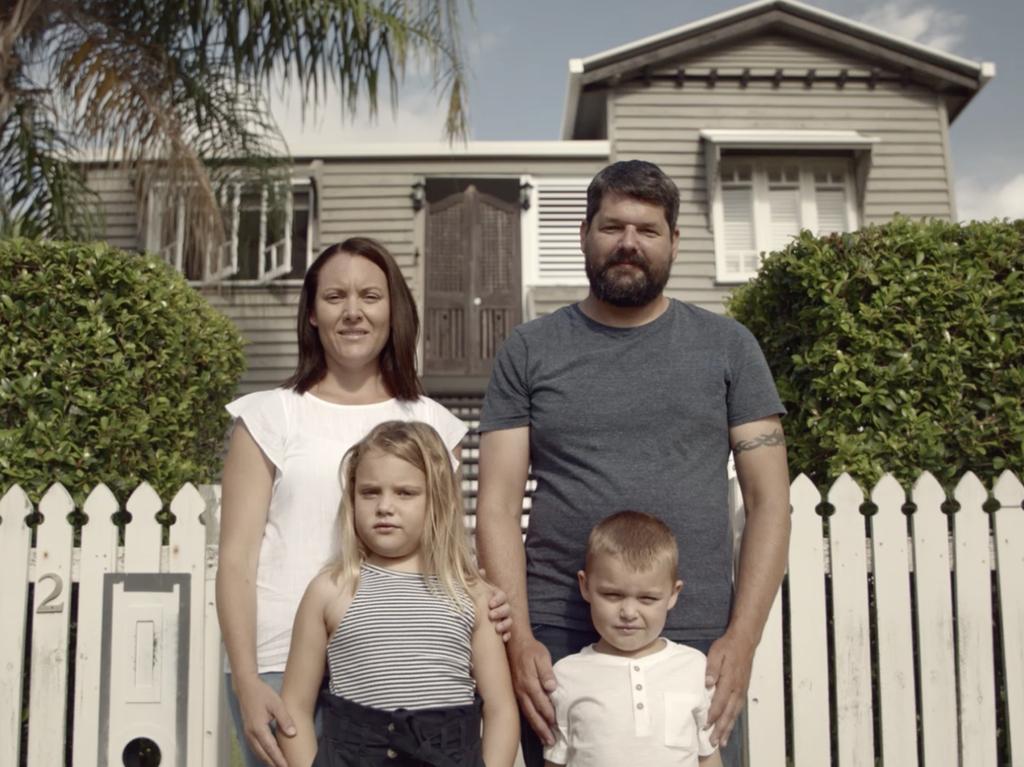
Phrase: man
[{"left": 475, "top": 160, "right": 791, "bottom": 767}]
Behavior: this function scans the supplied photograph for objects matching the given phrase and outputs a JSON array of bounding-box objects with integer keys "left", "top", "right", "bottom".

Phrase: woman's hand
[{"left": 234, "top": 674, "right": 296, "bottom": 767}]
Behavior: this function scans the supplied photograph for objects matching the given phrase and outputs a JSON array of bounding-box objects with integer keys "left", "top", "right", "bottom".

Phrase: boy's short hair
[{"left": 585, "top": 511, "right": 679, "bottom": 579}]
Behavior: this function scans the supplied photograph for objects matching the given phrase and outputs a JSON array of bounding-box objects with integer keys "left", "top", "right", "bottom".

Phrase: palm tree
[{"left": 0, "top": 0, "right": 468, "bottom": 244}]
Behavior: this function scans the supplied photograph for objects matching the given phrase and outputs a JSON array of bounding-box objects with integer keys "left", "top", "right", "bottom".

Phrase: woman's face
[{"left": 310, "top": 252, "right": 390, "bottom": 375}]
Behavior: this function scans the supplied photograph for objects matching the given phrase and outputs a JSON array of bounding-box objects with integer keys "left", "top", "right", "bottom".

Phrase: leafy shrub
[
  {"left": 728, "top": 217, "right": 1023, "bottom": 487},
  {"left": 1, "top": 238, "right": 246, "bottom": 502}
]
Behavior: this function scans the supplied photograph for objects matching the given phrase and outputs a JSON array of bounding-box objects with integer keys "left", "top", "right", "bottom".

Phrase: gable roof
[{"left": 561, "top": 0, "right": 995, "bottom": 138}]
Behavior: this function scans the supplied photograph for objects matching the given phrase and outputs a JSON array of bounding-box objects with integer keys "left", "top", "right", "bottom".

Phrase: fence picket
[
  {"left": 869, "top": 475, "right": 918, "bottom": 767},
  {"left": 747, "top": 580, "right": 785, "bottom": 766},
  {"left": 786, "top": 474, "right": 831, "bottom": 766},
  {"left": 170, "top": 483, "right": 210, "bottom": 767},
  {"left": 72, "top": 485, "right": 120, "bottom": 767},
  {"left": 200, "top": 484, "right": 230, "bottom": 767},
  {"left": 125, "top": 482, "right": 164, "bottom": 572},
  {"left": 953, "top": 473, "right": 997, "bottom": 766},
  {"left": 0, "top": 486, "right": 33, "bottom": 767},
  {"left": 828, "top": 474, "right": 874, "bottom": 766},
  {"left": 911, "top": 472, "right": 958, "bottom": 765},
  {"left": 992, "top": 471, "right": 1024, "bottom": 765},
  {"left": 27, "top": 484, "right": 75, "bottom": 767}
]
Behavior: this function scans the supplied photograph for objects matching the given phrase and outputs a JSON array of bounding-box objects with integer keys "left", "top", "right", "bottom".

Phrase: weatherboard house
[{"left": 86, "top": 0, "right": 993, "bottom": 397}]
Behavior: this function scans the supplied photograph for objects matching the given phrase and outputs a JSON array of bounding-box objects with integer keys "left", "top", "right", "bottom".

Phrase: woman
[{"left": 217, "top": 237, "right": 505, "bottom": 767}]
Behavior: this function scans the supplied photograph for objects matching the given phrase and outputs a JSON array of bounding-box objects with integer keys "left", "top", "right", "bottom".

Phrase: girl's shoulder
[{"left": 305, "top": 569, "right": 354, "bottom": 604}]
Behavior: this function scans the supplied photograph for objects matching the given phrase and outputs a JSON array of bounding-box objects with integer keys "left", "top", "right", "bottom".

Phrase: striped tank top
[{"left": 326, "top": 563, "right": 476, "bottom": 710}]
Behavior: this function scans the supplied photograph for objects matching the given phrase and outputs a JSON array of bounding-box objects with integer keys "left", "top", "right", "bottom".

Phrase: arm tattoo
[{"left": 733, "top": 429, "right": 786, "bottom": 453}]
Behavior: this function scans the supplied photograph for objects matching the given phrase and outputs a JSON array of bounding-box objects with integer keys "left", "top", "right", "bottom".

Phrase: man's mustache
[{"left": 603, "top": 250, "right": 650, "bottom": 273}]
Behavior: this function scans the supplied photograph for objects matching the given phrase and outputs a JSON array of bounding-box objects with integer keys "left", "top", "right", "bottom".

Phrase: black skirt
[{"left": 312, "top": 692, "right": 486, "bottom": 767}]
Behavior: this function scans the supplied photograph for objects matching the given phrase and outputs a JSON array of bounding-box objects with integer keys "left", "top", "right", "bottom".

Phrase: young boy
[{"left": 544, "top": 511, "right": 722, "bottom": 767}]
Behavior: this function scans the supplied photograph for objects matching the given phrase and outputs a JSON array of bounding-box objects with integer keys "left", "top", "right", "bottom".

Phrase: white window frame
[
  {"left": 145, "top": 177, "right": 316, "bottom": 284},
  {"left": 521, "top": 175, "right": 591, "bottom": 287},
  {"left": 702, "top": 130, "right": 879, "bottom": 283}
]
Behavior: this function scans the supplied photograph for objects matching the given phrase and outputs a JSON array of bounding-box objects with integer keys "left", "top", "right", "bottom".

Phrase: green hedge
[
  {"left": 0, "top": 239, "right": 246, "bottom": 503},
  {"left": 728, "top": 217, "right": 1024, "bottom": 487}
]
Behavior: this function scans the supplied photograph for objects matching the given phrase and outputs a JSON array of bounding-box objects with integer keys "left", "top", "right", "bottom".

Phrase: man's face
[{"left": 580, "top": 191, "right": 679, "bottom": 308}]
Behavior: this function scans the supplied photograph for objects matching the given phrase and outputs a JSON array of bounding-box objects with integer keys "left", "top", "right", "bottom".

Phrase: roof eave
[{"left": 560, "top": 59, "right": 585, "bottom": 140}]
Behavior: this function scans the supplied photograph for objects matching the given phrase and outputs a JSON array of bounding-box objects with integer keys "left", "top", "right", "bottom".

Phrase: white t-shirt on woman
[{"left": 225, "top": 388, "right": 468, "bottom": 672}]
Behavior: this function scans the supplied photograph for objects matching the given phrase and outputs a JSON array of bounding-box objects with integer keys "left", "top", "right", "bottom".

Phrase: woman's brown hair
[{"left": 282, "top": 237, "right": 423, "bottom": 400}]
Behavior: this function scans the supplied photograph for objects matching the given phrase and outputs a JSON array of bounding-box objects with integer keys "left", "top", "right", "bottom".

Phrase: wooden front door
[{"left": 424, "top": 181, "right": 521, "bottom": 378}]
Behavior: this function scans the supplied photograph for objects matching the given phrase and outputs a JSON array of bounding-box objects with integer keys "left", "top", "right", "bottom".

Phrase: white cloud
[
  {"left": 858, "top": 2, "right": 965, "bottom": 52},
  {"left": 955, "top": 174, "right": 1024, "bottom": 222}
]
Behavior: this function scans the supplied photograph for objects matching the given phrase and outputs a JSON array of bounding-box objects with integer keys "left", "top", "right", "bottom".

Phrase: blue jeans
[
  {"left": 521, "top": 625, "right": 746, "bottom": 767},
  {"left": 226, "top": 672, "right": 326, "bottom": 767}
]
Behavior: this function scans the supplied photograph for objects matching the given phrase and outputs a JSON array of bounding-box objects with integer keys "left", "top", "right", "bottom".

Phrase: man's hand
[
  {"left": 704, "top": 630, "right": 756, "bottom": 748},
  {"left": 480, "top": 569, "right": 513, "bottom": 641},
  {"left": 234, "top": 675, "right": 296, "bottom": 767},
  {"left": 507, "top": 635, "right": 558, "bottom": 745}
]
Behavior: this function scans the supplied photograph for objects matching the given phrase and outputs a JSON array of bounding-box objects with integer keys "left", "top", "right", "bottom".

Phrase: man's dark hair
[{"left": 585, "top": 160, "right": 680, "bottom": 230}]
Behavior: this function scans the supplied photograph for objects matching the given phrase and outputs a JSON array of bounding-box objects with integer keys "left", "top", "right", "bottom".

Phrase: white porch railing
[{"left": 1, "top": 471, "right": 1021, "bottom": 766}]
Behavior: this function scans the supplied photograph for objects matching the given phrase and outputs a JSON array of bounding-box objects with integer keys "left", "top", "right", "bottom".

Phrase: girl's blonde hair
[{"left": 329, "top": 420, "right": 477, "bottom": 605}]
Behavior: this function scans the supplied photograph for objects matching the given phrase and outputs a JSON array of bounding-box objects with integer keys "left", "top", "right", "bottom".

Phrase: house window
[
  {"left": 522, "top": 177, "right": 591, "bottom": 286},
  {"left": 714, "top": 157, "right": 857, "bottom": 282},
  {"left": 146, "top": 179, "right": 315, "bottom": 283}
]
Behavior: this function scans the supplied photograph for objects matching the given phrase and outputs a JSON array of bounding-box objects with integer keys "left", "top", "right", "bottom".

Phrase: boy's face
[{"left": 578, "top": 553, "right": 683, "bottom": 658}]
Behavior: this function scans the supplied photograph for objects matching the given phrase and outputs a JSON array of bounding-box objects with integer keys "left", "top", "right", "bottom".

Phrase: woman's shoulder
[{"left": 225, "top": 387, "right": 295, "bottom": 418}]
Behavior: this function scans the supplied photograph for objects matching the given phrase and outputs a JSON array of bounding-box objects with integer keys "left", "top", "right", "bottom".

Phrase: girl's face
[
  {"left": 310, "top": 252, "right": 391, "bottom": 375},
  {"left": 352, "top": 449, "right": 428, "bottom": 572}
]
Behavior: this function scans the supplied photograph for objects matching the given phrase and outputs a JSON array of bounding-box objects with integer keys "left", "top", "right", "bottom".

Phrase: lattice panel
[
  {"left": 478, "top": 200, "right": 516, "bottom": 292},
  {"left": 425, "top": 202, "right": 465, "bottom": 293}
]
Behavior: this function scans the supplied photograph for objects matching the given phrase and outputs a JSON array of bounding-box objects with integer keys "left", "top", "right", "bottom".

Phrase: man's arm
[
  {"left": 475, "top": 427, "right": 558, "bottom": 745},
  {"left": 705, "top": 415, "right": 790, "bottom": 747}
]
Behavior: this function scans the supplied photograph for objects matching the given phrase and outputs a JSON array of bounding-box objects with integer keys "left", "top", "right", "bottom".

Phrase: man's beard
[{"left": 585, "top": 249, "right": 670, "bottom": 307}]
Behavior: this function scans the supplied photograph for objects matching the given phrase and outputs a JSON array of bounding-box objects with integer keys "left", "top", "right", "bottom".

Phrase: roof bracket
[
  {"left": 740, "top": 68, "right": 751, "bottom": 88},
  {"left": 707, "top": 68, "right": 718, "bottom": 87},
  {"left": 675, "top": 67, "right": 686, "bottom": 88},
  {"left": 804, "top": 68, "right": 816, "bottom": 88}
]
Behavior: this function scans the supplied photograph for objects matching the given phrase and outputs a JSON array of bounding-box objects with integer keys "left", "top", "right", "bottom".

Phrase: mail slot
[{"left": 99, "top": 573, "right": 191, "bottom": 767}]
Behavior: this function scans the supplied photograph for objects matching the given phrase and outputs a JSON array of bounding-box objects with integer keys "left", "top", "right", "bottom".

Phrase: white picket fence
[
  {"left": 745, "top": 471, "right": 1024, "bottom": 767},
  {"left": 1, "top": 471, "right": 1021, "bottom": 766},
  {"left": 0, "top": 482, "right": 228, "bottom": 767}
]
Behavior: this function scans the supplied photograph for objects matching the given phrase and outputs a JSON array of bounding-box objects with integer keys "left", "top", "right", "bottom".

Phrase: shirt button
[
  {"left": 387, "top": 723, "right": 396, "bottom": 733},
  {"left": 636, "top": 684, "right": 643, "bottom": 690},
  {"left": 386, "top": 748, "right": 398, "bottom": 759},
  {"left": 637, "top": 702, "right": 644, "bottom": 710},
  {"left": 633, "top": 665, "right": 640, "bottom": 671}
]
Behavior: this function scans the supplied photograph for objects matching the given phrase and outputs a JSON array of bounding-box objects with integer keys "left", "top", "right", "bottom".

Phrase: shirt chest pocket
[{"left": 663, "top": 691, "right": 702, "bottom": 750}]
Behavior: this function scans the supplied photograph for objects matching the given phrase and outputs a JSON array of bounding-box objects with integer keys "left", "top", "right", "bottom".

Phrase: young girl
[{"left": 278, "top": 420, "right": 519, "bottom": 767}]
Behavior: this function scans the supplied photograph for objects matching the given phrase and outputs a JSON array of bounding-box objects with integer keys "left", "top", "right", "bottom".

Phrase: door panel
[{"left": 424, "top": 182, "right": 521, "bottom": 377}]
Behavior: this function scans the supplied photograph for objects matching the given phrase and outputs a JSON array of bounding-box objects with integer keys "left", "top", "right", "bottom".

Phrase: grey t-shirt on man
[{"left": 479, "top": 300, "right": 785, "bottom": 640}]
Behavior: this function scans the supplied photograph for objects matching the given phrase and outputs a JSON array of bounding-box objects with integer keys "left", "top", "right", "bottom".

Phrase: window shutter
[
  {"left": 814, "top": 177, "right": 848, "bottom": 235},
  {"left": 536, "top": 179, "right": 588, "bottom": 283},
  {"left": 767, "top": 185, "right": 800, "bottom": 254},
  {"left": 722, "top": 185, "right": 756, "bottom": 276}
]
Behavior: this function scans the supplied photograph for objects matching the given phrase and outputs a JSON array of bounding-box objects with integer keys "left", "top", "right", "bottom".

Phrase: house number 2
[{"left": 37, "top": 573, "right": 65, "bottom": 614}]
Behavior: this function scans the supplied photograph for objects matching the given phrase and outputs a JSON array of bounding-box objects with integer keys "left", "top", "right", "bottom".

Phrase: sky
[{"left": 270, "top": 0, "right": 1024, "bottom": 222}]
